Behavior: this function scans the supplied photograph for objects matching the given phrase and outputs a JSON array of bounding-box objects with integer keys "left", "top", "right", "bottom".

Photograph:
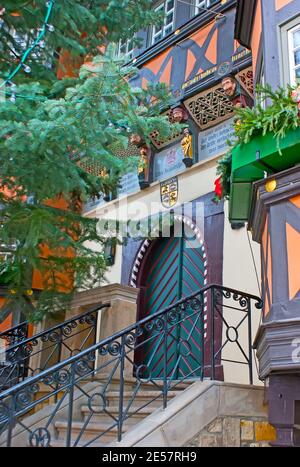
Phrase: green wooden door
[{"left": 143, "top": 232, "right": 206, "bottom": 379}]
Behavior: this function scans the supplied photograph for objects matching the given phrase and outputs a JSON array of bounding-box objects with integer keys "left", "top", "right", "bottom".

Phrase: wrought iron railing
[
  {"left": 0, "top": 285, "right": 262, "bottom": 447},
  {"left": 0, "top": 321, "right": 29, "bottom": 347},
  {"left": 0, "top": 304, "right": 110, "bottom": 391}
]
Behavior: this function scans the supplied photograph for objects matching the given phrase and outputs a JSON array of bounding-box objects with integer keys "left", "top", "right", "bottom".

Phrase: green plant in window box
[
  {"left": 233, "top": 84, "right": 300, "bottom": 151},
  {"left": 215, "top": 84, "right": 300, "bottom": 201}
]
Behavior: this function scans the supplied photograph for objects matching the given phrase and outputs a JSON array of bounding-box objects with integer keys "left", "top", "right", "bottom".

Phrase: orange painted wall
[
  {"left": 286, "top": 222, "right": 300, "bottom": 300},
  {"left": 286, "top": 195, "right": 300, "bottom": 300},
  {"left": 140, "top": 46, "right": 173, "bottom": 86},
  {"left": 0, "top": 195, "right": 74, "bottom": 329},
  {"left": 141, "top": 20, "right": 220, "bottom": 87},
  {"left": 57, "top": 51, "right": 83, "bottom": 79},
  {"left": 0, "top": 297, "right": 34, "bottom": 339},
  {"left": 261, "top": 217, "right": 272, "bottom": 317},
  {"left": 32, "top": 196, "right": 75, "bottom": 292},
  {"left": 0, "top": 298, "right": 12, "bottom": 333},
  {"left": 275, "top": 0, "right": 294, "bottom": 11},
  {"left": 251, "top": 0, "right": 262, "bottom": 77}
]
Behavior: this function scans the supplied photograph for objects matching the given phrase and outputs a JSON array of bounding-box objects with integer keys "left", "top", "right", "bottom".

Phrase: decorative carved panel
[
  {"left": 109, "top": 142, "right": 140, "bottom": 159},
  {"left": 76, "top": 144, "right": 140, "bottom": 177},
  {"left": 77, "top": 158, "right": 105, "bottom": 177},
  {"left": 149, "top": 109, "right": 183, "bottom": 150},
  {"left": 184, "top": 84, "right": 234, "bottom": 130},
  {"left": 236, "top": 67, "right": 254, "bottom": 98}
]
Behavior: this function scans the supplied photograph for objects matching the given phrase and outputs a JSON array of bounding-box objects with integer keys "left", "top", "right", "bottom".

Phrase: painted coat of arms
[{"left": 160, "top": 176, "right": 178, "bottom": 208}]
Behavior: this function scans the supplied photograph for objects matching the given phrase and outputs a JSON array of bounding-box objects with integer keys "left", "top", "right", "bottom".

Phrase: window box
[{"left": 229, "top": 127, "right": 300, "bottom": 222}]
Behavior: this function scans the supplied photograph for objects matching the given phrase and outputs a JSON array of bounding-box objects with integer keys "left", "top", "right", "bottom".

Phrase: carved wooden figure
[{"left": 181, "top": 127, "right": 193, "bottom": 168}]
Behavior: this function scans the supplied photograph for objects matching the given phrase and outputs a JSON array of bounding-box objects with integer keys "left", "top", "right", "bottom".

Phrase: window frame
[
  {"left": 256, "top": 57, "right": 266, "bottom": 109},
  {"left": 193, "top": 0, "right": 220, "bottom": 17},
  {"left": 151, "top": 0, "right": 176, "bottom": 45},
  {"left": 287, "top": 23, "right": 300, "bottom": 86},
  {"left": 280, "top": 16, "right": 300, "bottom": 87},
  {"left": 117, "top": 36, "right": 135, "bottom": 62}
]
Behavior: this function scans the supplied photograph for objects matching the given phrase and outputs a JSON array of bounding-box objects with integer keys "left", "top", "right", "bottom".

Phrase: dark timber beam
[{"left": 234, "top": 0, "right": 257, "bottom": 49}]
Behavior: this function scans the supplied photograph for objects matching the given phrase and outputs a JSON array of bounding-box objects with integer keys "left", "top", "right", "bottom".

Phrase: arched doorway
[{"left": 134, "top": 220, "right": 208, "bottom": 379}]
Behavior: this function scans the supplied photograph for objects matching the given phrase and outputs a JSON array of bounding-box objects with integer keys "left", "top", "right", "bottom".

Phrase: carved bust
[
  {"left": 171, "top": 106, "right": 188, "bottom": 123},
  {"left": 221, "top": 75, "right": 253, "bottom": 109},
  {"left": 130, "top": 134, "right": 144, "bottom": 147}
]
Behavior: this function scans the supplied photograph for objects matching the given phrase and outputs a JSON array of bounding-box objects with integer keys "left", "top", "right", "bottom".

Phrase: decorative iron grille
[{"left": 0, "top": 304, "right": 109, "bottom": 391}]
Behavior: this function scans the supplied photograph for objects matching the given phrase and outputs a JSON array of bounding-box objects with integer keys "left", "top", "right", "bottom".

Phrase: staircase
[
  {"left": 51, "top": 377, "right": 191, "bottom": 447},
  {"left": 0, "top": 284, "right": 263, "bottom": 447}
]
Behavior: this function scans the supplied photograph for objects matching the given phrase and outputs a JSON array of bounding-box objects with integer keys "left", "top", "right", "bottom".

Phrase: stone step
[
  {"left": 81, "top": 404, "right": 153, "bottom": 425},
  {"left": 141, "top": 380, "right": 194, "bottom": 390},
  {"left": 54, "top": 420, "right": 123, "bottom": 445},
  {"left": 80, "top": 377, "right": 137, "bottom": 392},
  {"left": 104, "top": 390, "right": 180, "bottom": 407},
  {"left": 85, "top": 375, "right": 194, "bottom": 392},
  {"left": 50, "top": 379, "right": 192, "bottom": 447},
  {"left": 50, "top": 438, "right": 107, "bottom": 448}
]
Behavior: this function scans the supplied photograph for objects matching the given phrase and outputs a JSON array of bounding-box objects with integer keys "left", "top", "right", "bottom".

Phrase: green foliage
[
  {"left": 0, "top": 3, "right": 177, "bottom": 322},
  {"left": 215, "top": 152, "right": 232, "bottom": 200},
  {"left": 216, "top": 84, "right": 300, "bottom": 200},
  {"left": 234, "top": 84, "right": 300, "bottom": 151},
  {"left": 0, "top": 0, "right": 163, "bottom": 84},
  {"left": 0, "top": 258, "right": 19, "bottom": 284}
]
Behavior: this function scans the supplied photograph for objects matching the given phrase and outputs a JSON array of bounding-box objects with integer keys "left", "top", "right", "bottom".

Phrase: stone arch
[{"left": 129, "top": 214, "right": 208, "bottom": 288}]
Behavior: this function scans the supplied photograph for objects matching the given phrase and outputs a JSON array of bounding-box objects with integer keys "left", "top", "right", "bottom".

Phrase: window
[
  {"left": 281, "top": 18, "right": 300, "bottom": 86},
  {"left": 152, "top": 0, "right": 175, "bottom": 45},
  {"left": 288, "top": 24, "right": 300, "bottom": 85},
  {"left": 194, "top": 0, "right": 220, "bottom": 16},
  {"left": 117, "top": 37, "right": 135, "bottom": 61}
]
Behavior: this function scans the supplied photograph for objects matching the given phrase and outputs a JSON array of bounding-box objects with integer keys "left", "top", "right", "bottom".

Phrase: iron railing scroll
[
  {"left": 0, "top": 321, "right": 29, "bottom": 347},
  {"left": 0, "top": 304, "right": 109, "bottom": 391}
]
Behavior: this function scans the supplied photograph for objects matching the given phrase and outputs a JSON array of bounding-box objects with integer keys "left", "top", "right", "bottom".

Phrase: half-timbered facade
[
  {"left": 82, "top": 0, "right": 261, "bottom": 385},
  {"left": 235, "top": 0, "right": 300, "bottom": 447}
]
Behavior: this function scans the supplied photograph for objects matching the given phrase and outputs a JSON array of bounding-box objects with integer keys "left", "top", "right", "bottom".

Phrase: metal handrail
[
  {"left": 0, "top": 303, "right": 110, "bottom": 391},
  {"left": 2, "top": 304, "right": 109, "bottom": 355},
  {"left": 0, "top": 284, "right": 262, "bottom": 447}
]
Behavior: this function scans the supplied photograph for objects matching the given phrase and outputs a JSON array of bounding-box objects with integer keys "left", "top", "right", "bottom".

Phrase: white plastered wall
[
  {"left": 84, "top": 157, "right": 263, "bottom": 385},
  {"left": 222, "top": 201, "right": 262, "bottom": 385}
]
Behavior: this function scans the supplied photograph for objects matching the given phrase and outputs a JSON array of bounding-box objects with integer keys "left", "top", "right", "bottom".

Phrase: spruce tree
[{"left": 0, "top": 1, "right": 177, "bottom": 322}]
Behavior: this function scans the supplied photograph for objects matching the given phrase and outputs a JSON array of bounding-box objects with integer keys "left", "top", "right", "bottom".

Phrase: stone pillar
[
  {"left": 249, "top": 167, "right": 300, "bottom": 447},
  {"left": 68, "top": 284, "right": 139, "bottom": 379}
]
